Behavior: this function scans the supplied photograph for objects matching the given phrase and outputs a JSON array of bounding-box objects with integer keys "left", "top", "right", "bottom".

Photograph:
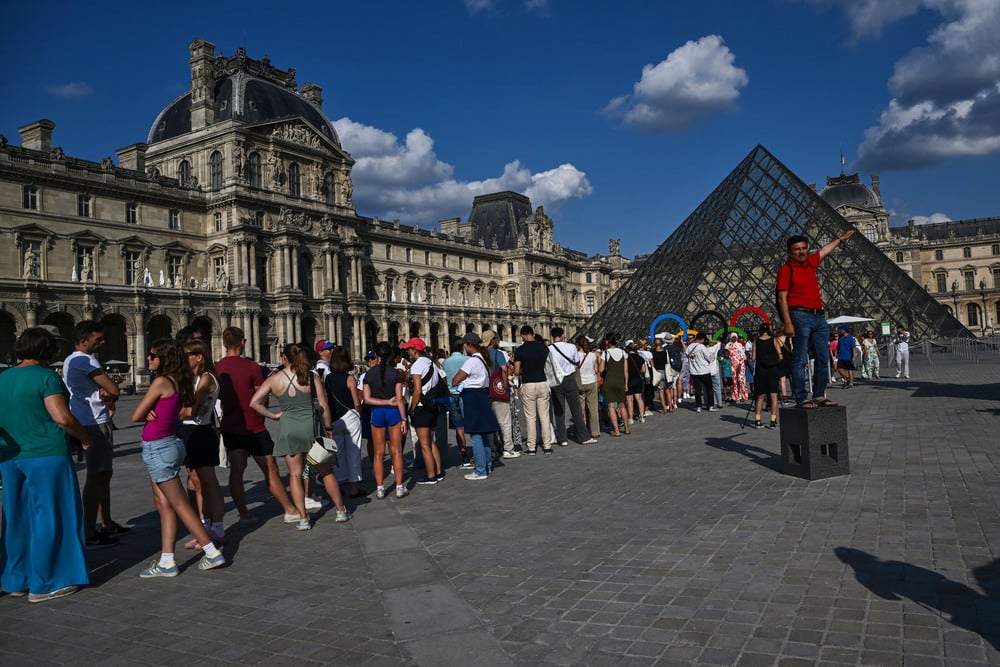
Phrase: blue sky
[{"left": 2, "top": 0, "right": 999, "bottom": 258}]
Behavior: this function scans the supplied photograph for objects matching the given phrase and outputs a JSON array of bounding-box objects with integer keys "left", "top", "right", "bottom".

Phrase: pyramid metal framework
[{"left": 578, "top": 145, "right": 970, "bottom": 341}]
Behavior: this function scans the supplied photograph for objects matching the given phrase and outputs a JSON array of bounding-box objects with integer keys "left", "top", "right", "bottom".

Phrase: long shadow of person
[
  {"left": 704, "top": 434, "right": 782, "bottom": 472},
  {"left": 835, "top": 547, "right": 1000, "bottom": 651}
]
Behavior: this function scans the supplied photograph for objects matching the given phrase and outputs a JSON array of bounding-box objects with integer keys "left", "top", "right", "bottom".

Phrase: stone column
[
  {"left": 352, "top": 316, "right": 362, "bottom": 360},
  {"left": 291, "top": 249, "right": 299, "bottom": 290},
  {"left": 250, "top": 311, "right": 259, "bottom": 360},
  {"left": 332, "top": 253, "right": 340, "bottom": 293},
  {"left": 249, "top": 241, "right": 257, "bottom": 288}
]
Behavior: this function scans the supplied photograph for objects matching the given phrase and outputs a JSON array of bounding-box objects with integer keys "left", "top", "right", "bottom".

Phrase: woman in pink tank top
[{"left": 131, "top": 339, "right": 225, "bottom": 578}]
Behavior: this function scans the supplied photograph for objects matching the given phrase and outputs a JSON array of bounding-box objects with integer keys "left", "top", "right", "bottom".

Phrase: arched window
[
  {"left": 178, "top": 160, "right": 191, "bottom": 185},
  {"left": 934, "top": 249, "right": 944, "bottom": 261},
  {"left": 324, "top": 172, "right": 335, "bottom": 205},
  {"left": 895, "top": 252, "right": 904, "bottom": 263},
  {"left": 863, "top": 224, "right": 876, "bottom": 242},
  {"left": 209, "top": 151, "right": 223, "bottom": 189},
  {"left": 967, "top": 303, "right": 980, "bottom": 327},
  {"left": 288, "top": 162, "right": 301, "bottom": 197},
  {"left": 246, "top": 152, "right": 261, "bottom": 188},
  {"left": 298, "top": 252, "right": 313, "bottom": 297}
]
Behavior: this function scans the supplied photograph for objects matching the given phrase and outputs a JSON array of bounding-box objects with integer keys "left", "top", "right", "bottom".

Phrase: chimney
[
  {"left": 18, "top": 119, "right": 56, "bottom": 152},
  {"left": 300, "top": 83, "right": 323, "bottom": 108},
  {"left": 189, "top": 39, "right": 217, "bottom": 130},
  {"left": 871, "top": 174, "right": 881, "bottom": 201},
  {"left": 116, "top": 143, "right": 148, "bottom": 172}
]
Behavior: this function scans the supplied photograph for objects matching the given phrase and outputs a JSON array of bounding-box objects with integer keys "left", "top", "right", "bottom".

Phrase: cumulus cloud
[
  {"left": 809, "top": 0, "right": 1000, "bottom": 170},
  {"left": 604, "top": 35, "right": 748, "bottom": 133},
  {"left": 43, "top": 82, "right": 93, "bottom": 98},
  {"left": 910, "top": 212, "right": 952, "bottom": 224},
  {"left": 333, "top": 117, "right": 592, "bottom": 223}
]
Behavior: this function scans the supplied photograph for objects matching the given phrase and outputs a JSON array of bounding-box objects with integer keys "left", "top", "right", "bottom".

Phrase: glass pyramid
[{"left": 580, "top": 145, "right": 970, "bottom": 342}]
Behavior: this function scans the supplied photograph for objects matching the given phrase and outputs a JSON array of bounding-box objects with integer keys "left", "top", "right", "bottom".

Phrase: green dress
[
  {"left": 273, "top": 370, "right": 315, "bottom": 457},
  {"left": 602, "top": 349, "right": 627, "bottom": 403}
]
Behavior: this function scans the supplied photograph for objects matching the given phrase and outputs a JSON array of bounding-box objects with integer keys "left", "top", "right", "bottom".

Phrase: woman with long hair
[
  {"left": 0, "top": 326, "right": 91, "bottom": 602},
  {"left": 575, "top": 336, "right": 603, "bottom": 440},
  {"left": 250, "top": 343, "right": 351, "bottom": 530},
  {"left": 449, "top": 333, "right": 499, "bottom": 480},
  {"left": 402, "top": 339, "right": 443, "bottom": 485},
  {"left": 601, "top": 333, "right": 629, "bottom": 435},
  {"left": 363, "top": 341, "right": 408, "bottom": 499},
  {"left": 624, "top": 343, "right": 647, "bottom": 424},
  {"left": 751, "top": 324, "right": 782, "bottom": 429},
  {"left": 132, "top": 339, "right": 225, "bottom": 577},
  {"left": 179, "top": 340, "right": 225, "bottom": 549},
  {"left": 325, "top": 346, "right": 364, "bottom": 498},
  {"left": 861, "top": 331, "right": 881, "bottom": 380},
  {"left": 773, "top": 323, "right": 794, "bottom": 404}
]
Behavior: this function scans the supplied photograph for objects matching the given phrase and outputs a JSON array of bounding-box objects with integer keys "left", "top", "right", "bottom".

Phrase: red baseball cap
[
  {"left": 400, "top": 337, "right": 427, "bottom": 351},
  {"left": 314, "top": 339, "right": 334, "bottom": 351}
]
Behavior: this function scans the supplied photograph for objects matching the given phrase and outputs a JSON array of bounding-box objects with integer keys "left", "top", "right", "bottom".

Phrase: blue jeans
[
  {"left": 790, "top": 310, "right": 830, "bottom": 403},
  {"left": 468, "top": 433, "right": 492, "bottom": 476}
]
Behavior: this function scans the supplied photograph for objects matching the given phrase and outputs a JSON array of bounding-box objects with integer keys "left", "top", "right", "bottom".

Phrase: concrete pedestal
[{"left": 778, "top": 405, "right": 850, "bottom": 480}]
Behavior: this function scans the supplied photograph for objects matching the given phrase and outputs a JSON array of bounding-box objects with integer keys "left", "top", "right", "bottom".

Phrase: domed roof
[
  {"left": 819, "top": 174, "right": 880, "bottom": 210},
  {"left": 148, "top": 74, "right": 341, "bottom": 146}
]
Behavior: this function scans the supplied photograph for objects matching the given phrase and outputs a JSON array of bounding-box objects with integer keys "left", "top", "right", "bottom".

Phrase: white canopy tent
[{"left": 826, "top": 315, "right": 875, "bottom": 325}]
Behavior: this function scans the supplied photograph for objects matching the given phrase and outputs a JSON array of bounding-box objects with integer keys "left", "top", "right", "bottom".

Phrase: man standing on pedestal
[
  {"left": 777, "top": 229, "right": 855, "bottom": 409},
  {"left": 893, "top": 326, "right": 911, "bottom": 379}
]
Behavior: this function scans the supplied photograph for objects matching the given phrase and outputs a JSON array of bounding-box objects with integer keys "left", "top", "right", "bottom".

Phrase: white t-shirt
[
  {"left": 579, "top": 350, "right": 599, "bottom": 385},
  {"left": 183, "top": 372, "right": 220, "bottom": 426},
  {"left": 459, "top": 353, "right": 490, "bottom": 389},
  {"left": 550, "top": 341, "right": 580, "bottom": 376},
  {"left": 409, "top": 356, "right": 440, "bottom": 393},
  {"left": 63, "top": 351, "right": 109, "bottom": 425}
]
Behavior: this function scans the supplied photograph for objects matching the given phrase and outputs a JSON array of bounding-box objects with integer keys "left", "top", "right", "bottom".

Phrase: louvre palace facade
[{"left": 0, "top": 39, "right": 631, "bottom": 379}]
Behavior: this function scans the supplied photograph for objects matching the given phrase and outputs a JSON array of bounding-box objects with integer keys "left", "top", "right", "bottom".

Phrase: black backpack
[
  {"left": 419, "top": 365, "right": 449, "bottom": 405},
  {"left": 667, "top": 346, "right": 683, "bottom": 371}
]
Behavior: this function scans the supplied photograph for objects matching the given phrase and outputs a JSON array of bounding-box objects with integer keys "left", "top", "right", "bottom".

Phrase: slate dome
[{"left": 819, "top": 175, "right": 880, "bottom": 210}]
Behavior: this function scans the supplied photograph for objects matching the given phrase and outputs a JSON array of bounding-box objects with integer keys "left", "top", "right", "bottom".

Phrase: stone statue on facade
[
  {"left": 341, "top": 175, "right": 353, "bottom": 203},
  {"left": 202, "top": 277, "right": 210, "bottom": 290},
  {"left": 100, "top": 157, "right": 115, "bottom": 171},
  {"left": 22, "top": 247, "right": 36, "bottom": 278},
  {"left": 81, "top": 253, "right": 93, "bottom": 282},
  {"left": 609, "top": 238, "right": 621, "bottom": 256},
  {"left": 130, "top": 258, "right": 142, "bottom": 285},
  {"left": 159, "top": 269, "right": 165, "bottom": 286},
  {"left": 215, "top": 266, "right": 229, "bottom": 290},
  {"left": 144, "top": 268, "right": 153, "bottom": 287}
]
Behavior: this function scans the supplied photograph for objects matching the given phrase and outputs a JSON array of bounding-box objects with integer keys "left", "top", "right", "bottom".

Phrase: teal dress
[{"left": 273, "top": 370, "right": 316, "bottom": 457}]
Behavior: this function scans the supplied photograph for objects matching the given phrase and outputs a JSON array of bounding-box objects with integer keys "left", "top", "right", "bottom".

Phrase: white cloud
[
  {"left": 909, "top": 212, "right": 952, "bottom": 224},
  {"left": 604, "top": 35, "right": 749, "bottom": 133},
  {"left": 524, "top": 0, "right": 550, "bottom": 15},
  {"left": 333, "top": 117, "right": 592, "bottom": 223},
  {"left": 464, "top": 0, "right": 495, "bottom": 13},
  {"left": 805, "top": 0, "right": 1000, "bottom": 170},
  {"left": 43, "top": 82, "right": 93, "bottom": 98}
]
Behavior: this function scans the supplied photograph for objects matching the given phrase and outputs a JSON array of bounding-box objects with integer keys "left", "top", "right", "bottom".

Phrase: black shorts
[
  {"left": 183, "top": 425, "right": 220, "bottom": 469},
  {"left": 837, "top": 360, "right": 855, "bottom": 371},
  {"left": 754, "top": 367, "right": 781, "bottom": 395},
  {"left": 409, "top": 404, "right": 439, "bottom": 428},
  {"left": 222, "top": 430, "right": 275, "bottom": 457}
]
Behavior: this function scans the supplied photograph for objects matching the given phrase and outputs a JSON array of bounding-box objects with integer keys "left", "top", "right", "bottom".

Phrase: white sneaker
[
  {"left": 304, "top": 497, "right": 327, "bottom": 511},
  {"left": 464, "top": 473, "right": 488, "bottom": 481},
  {"left": 628, "top": 418, "right": 634, "bottom": 425},
  {"left": 283, "top": 513, "right": 301, "bottom": 524},
  {"left": 581, "top": 438, "right": 598, "bottom": 445},
  {"left": 375, "top": 486, "right": 386, "bottom": 499},
  {"left": 643, "top": 410, "right": 654, "bottom": 417},
  {"left": 395, "top": 485, "right": 409, "bottom": 499},
  {"left": 558, "top": 441, "right": 569, "bottom": 447},
  {"left": 502, "top": 451, "right": 521, "bottom": 459}
]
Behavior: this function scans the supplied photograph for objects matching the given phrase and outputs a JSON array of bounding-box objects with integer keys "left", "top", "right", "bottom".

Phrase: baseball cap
[
  {"left": 838, "top": 325, "right": 849, "bottom": 332},
  {"left": 400, "top": 337, "right": 427, "bottom": 351},
  {"left": 480, "top": 330, "right": 497, "bottom": 345},
  {"left": 364, "top": 349, "right": 377, "bottom": 360},
  {"left": 460, "top": 332, "right": 482, "bottom": 346},
  {"left": 314, "top": 339, "right": 334, "bottom": 351}
]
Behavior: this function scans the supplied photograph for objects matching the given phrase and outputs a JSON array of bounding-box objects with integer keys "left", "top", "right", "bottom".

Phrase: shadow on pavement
[
  {"left": 835, "top": 547, "right": 1000, "bottom": 651},
  {"left": 703, "top": 433, "right": 782, "bottom": 472}
]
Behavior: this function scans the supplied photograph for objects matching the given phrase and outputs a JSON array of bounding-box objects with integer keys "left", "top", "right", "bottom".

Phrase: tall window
[
  {"left": 76, "top": 247, "right": 95, "bottom": 281},
  {"left": 586, "top": 272, "right": 593, "bottom": 283},
  {"left": 167, "top": 256, "right": 183, "bottom": 283},
  {"left": 474, "top": 259, "right": 479, "bottom": 272},
  {"left": 254, "top": 211, "right": 265, "bottom": 227},
  {"left": 424, "top": 250, "right": 430, "bottom": 265},
  {"left": 967, "top": 303, "right": 980, "bottom": 327},
  {"left": 586, "top": 293, "right": 595, "bottom": 314},
  {"left": 124, "top": 250, "right": 140, "bottom": 285},
  {"left": 994, "top": 269, "right": 1000, "bottom": 289},
  {"left": 22, "top": 185, "right": 38, "bottom": 210},
  {"left": 963, "top": 246, "right": 972, "bottom": 258},
  {"left": 210, "top": 151, "right": 223, "bottom": 189},
  {"left": 178, "top": 160, "right": 191, "bottom": 185},
  {"left": 247, "top": 152, "right": 261, "bottom": 188},
  {"left": 936, "top": 274, "right": 947, "bottom": 293},
  {"left": 169, "top": 210, "right": 180, "bottom": 230},
  {"left": 125, "top": 202, "right": 137, "bottom": 224},
  {"left": 993, "top": 244, "right": 1000, "bottom": 256},
  {"left": 288, "top": 162, "right": 301, "bottom": 197},
  {"left": 214, "top": 212, "right": 223, "bottom": 231},
  {"left": 385, "top": 244, "right": 392, "bottom": 260},
  {"left": 864, "top": 224, "right": 876, "bottom": 242},
  {"left": 405, "top": 248, "right": 412, "bottom": 263},
  {"left": 324, "top": 172, "right": 335, "bottom": 205},
  {"left": 507, "top": 262, "right": 514, "bottom": 275},
  {"left": 965, "top": 271, "right": 975, "bottom": 291},
  {"left": 935, "top": 249, "right": 944, "bottom": 261},
  {"left": 895, "top": 252, "right": 904, "bottom": 262},
  {"left": 255, "top": 255, "right": 268, "bottom": 290},
  {"left": 459, "top": 257, "right": 464, "bottom": 270},
  {"left": 77, "top": 194, "right": 91, "bottom": 217},
  {"left": 442, "top": 254, "right": 448, "bottom": 268}
]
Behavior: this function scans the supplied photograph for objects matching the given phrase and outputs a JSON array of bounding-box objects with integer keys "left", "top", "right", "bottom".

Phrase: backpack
[
  {"left": 484, "top": 352, "right": 509, "bottom": 402},
  {"left": 667, "top": 346, "right": 683, "bottom": 371},
  {"left": 418, "top": 365, "right": 449, "bottom": 405}
]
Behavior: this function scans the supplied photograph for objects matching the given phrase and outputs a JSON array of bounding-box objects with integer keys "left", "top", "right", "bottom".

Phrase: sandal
[
  {"left": 815, "top": 398, "right": 839, "bottom": 407},
  {"left": 797, "top": 399, "right": 819, "bottom": 409}
]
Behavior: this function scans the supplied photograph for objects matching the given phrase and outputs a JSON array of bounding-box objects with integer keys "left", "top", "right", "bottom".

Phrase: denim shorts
[
  {"left": 370, "top": 406, "right": 402, "bottom": 428},
  {"left": 141, "top": 435, "right": 185, "bottom": 483},
  {"left": 449, "top": 396, "right": 465, "bottom": 429}
]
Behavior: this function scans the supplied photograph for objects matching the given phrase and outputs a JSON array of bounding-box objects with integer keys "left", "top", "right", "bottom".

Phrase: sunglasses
[{"left": 147, "top": 353, "right": 163, "bottom": 360}]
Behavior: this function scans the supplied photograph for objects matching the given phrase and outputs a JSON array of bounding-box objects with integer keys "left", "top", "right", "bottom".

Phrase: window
[
  {"left": 424, "top": 250, "right": 430, "bottom": 266},
  {"left": 178, "top": 160, "right": 191, "bottom": 185},
  {"left": 965, "top": 271, "right": 975, "bottom": 291},
  {"left": 77, "top": 194, "right": 91, "bottom": 217},
  {"left": 124, "top": 250, "right": 140, "bottom": 285},
  {"left": 895, "top": 252, "right": 904, "bottom": 263},
  {"left": 967, "top": 303, "right": 980, "bottom": 327},
  {"left": 507, "top": 262, "right": 514, "bottom": 275},
  {"left": 405, "top": 248, "right": 412, "bottom": 263},
  {"left": 298, "top": 253, "right": 313, "bottom": 297},
  {"left": 864, "top": 224, "right": 876, "bottom": 242},
  {"left": 586, "top": 272, "right": 593, "bottom": 284},
  {"left": 167, "top": 256, "right": 183, "bottom": 284},
  {"left": 169, "top": 210, "right": 180, "bottom": 230},
  {"left": 963, "top": 246, "right": 972, "bottom": 258},
  {"left": 210, "top": 151, "right": 223, "bottom": 189},
  {"left": 488, "top": 261, "right": 493, "bottom": 274},
  {"left": 288, "top": 162, "right": 300, "bottom": 197},
  {"left": 935, "top": 249, "right": 944, "bottom": 261},
  {"left": 993, "top": 244, "right": 1000, "bottom": 256},
  {"left": 76, "top": 247, "right": 95, "bottom": 281},
  {"left": 125, "top": 202, "right": 137, "bottom": 224},
  {"left": 442, "top": 254, "right": 448, "bottom": 268},
  {"left": 459, "top": 257, "right": 464, "bottom": 270},
  {"left": 324, "top": 172, "right": 335, "bottom": 206},
  {"left": 254, "top": 211, "right": 265, "bottom": 227},
  {"left": 385, "top": 244, "right": 392, "bottom": 260},
  {"left": 21, "top": 241, "right": 41, "bottom": 278},
  {"left": 994, "top": 269, "right": 1000, "bottom": 290},
  {"left": 936, "top": 274, "right": 947, "bottom": 293},
  {"left": 255, "top": 255, "right": 268, "bottom": 290},
  {"left": 214, "top": 212, "right": 223, "bottom": 232},
  {"left": 586, "top": 293, "right": 595, "bottom": 314},
  {"left": 246, "top": 152, "right": 261, "bottom": 188},
  {"left": 22, "top": 185, "right": 38, "bottom": 210},
  {"left": 474, "top": 259, "right": 479, "bottom": 272}
]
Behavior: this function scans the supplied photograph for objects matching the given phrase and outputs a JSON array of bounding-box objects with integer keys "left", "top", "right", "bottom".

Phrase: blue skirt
[{"left": 461, "top": 387, "right": 499, "bottom": 435}]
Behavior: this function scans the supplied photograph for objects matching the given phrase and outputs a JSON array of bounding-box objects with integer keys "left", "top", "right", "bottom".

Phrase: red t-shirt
[
  {"left": 776, "top": 253, "right": 823, "bottom": 310},
  {"left": 215, "top": 355, "right": 266, "bottom": 435}
]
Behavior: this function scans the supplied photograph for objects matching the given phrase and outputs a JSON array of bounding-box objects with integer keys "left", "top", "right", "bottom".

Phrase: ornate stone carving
[
  {"left": 214, "top": 47, "right": 297, "bottom": 90},
  {"left": 100, "top": 157, "right": 115, "bottom": 171},
  {"left": 609, "top": 238, "right": 621, "bottom": 256},
  {"left": 22, "top": 247, "right": 37, "bottom": 278},
  {"left": 270, "top": 122, "right": 322, "bottom": 148},
  {"left": 277, "top": 207, "right": 313, "bottom": 232},
  {"left": 49, "top": 146, "right": 66, "bottom": 161}
]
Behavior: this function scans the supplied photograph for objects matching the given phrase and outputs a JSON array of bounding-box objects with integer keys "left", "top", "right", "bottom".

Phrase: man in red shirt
[
  {"left": 216, "top": 326, "right": 297, "bottom": 526},
  {"left": 776, "top": 230, "right": 855, "bottom": 408}
]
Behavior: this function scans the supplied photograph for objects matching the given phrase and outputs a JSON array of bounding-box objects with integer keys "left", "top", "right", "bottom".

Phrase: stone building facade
[
  {"left": 0, "top": 40, "right": 629, "bottom": 380},
  {"left": 818, "top": 172, "right": 1000, "bottom": 336}
]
